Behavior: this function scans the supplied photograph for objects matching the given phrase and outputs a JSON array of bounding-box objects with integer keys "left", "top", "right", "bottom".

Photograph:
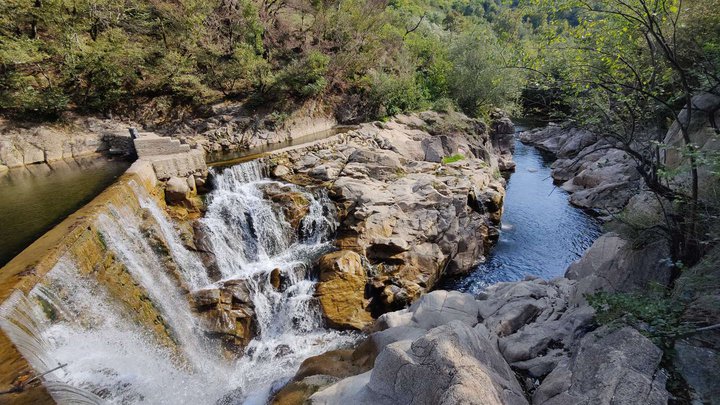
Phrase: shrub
[
  {"left": 368, "top": 70, "right": 428, "bottom": 118},
  {"left": 277, "top": 51, "right": 330, "bottom": 98},
  {"left": 442, "top": 154, "right": 465, "bottom": 164},
  {"left": 588, "top": 287, "right": 689, "bottom": 351}
]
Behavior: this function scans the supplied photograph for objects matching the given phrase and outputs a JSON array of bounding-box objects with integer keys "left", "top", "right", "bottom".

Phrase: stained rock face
[
  {"left": 274, "top": 111, "right": 507, "bottom": 319},
  {"left": 315, "top": 250, "right": 374, "bottom": 330}
]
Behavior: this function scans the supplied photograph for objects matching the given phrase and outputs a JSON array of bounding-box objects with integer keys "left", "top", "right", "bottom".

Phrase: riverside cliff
[{"left": 267, "top": 111, "right": 512, "bottom": 329}]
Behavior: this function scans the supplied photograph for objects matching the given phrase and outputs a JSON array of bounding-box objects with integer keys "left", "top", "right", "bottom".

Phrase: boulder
[
  {"left": 315, "top": 251, "right": 373, "bottom": 330},
  {"left": 272, "top": 164, "right": 291, "bottom": 177},
  {"left": 165, "top": 176, "right": 191, "bottom": 204},
  {"left": 673, "top": 340, "right": 720, "bottom": 404},
  {"left": 565, "top": 232, "right": 672, "bottom": 304},
  {"left": 311, "top": 321, "right": 528, "bottom": 405},
  {"left": 533, "top": 327, "right": 668, "bottom": 405},
  {"left": 191, "top": 278, "right": 257, "bottom": 350},
  {"left": 409, "top": 290, "right": 479, "bottom": 330},
  {"left": 271, "top": 375, "right": 340, "bottom": 405}
]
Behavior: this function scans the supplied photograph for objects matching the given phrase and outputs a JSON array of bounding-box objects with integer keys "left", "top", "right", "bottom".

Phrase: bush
[
  {"left": 368, "top": 70, "right": 428, "bottom": 118},
  {"left": 447, "top": 27, "right": 524, "bottom": 117},
  {"left": 442, "top": 154, "right": 465, "bottom": 164},
  {"left": 277, "top": 51, "right": 330, "bottom": 97},
  {"left": 588, "top": 287, "right": 689, "bottom": 351}
]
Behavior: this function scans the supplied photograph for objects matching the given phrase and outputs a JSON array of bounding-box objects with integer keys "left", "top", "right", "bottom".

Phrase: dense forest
[
  {"left": 1, "top": 0, "right": 717, "bottom": 123},
  {"left": 2, "top": 1, "right": 720, "bottom": 403}
]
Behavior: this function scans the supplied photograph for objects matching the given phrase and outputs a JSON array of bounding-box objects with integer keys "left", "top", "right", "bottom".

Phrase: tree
[{"left": 527, "top": 0, "right": 720, "bottom": 277}]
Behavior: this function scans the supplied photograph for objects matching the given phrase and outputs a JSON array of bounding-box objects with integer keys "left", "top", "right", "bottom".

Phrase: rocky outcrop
[
  {"left": 662, "top": 92, "right": 720, "bottom": 201},
  {"left": 269, "top": 111, "right": 507, "bottom": 324},
  {"left": 566, "top": 232, "right": 672, "bottom": 304},
  {"left": 191, "top": 280, "right": 257, "bottom": 353},
  {"left": 490, "top": 110, "right": 516, "bottom": 172},
  {"left": 533, "top": 326, "right": 667, "bottom": 405},
  {"left": 284, "top": 279, "right": 670, "bottom": 405},
  {"left": 519, "top": 125, "right": 641, "bottom": 214},
  {"left": 166, "top": 101, "right": 338, "bottom": 155},
  {"left": 672, "top": 245, "right": 720, "bottom": 403},
  {"left": 0, "top": 117, "right": 136, "bottom": 170}
]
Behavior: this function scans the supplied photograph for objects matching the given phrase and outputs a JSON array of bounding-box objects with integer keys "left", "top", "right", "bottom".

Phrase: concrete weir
[{"left": 0, "top": 132, "right": 207, "bottom": 404}]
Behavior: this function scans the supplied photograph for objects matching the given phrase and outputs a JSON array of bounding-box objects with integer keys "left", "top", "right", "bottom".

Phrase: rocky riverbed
[
  {"left": 268, "top": 105, "right": 720, "bottom": 404},
  {"left": 263, "top": 111, "right": 513, "bottom": 329},
  {"left": 2, "top": 104, "right": 718, "bottom": 404}
]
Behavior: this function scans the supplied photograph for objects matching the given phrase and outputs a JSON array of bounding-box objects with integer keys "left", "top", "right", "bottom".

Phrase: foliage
[
  {"left": 0, "top": 0, "right": 528, "bottom": 121},
  {"left": 447, "top": 26, "right": 525, "bottom": 116},
  {"left": 442, "top": 153, "right": 465, "bottom": 164},
  {"left": 588, "top": 287, "right": 690, "bottom": 351}
]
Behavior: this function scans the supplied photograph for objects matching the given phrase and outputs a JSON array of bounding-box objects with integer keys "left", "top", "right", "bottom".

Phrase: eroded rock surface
[
  {"left": 271, "top": 111, "right": 507, "bottom": 323},
  {"left": 289, "top": 279, "right": 671, "bottom": 405}
]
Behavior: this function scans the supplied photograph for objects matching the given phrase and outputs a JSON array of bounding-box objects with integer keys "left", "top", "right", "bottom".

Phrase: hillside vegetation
[{"left": 0, "top": 0, "right": 534, "bottom": 123}]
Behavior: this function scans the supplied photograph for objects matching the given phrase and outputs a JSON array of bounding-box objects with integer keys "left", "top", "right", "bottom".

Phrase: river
[{"left": 443, "top": 124, "right": 602, "bottom": 293}]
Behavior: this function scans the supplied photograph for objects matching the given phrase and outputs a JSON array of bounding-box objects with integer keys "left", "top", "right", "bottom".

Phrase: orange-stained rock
[{"left": 315, "top": 251, "right": 373, "bottom": 330}]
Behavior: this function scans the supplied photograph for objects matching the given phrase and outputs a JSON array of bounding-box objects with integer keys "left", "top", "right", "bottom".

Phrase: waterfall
[
  {"left": 205, "top": 161, "right": 358, "bottom": 404},
  {"left": 0, "top": 160, "right": 358, "bottom": 404}
]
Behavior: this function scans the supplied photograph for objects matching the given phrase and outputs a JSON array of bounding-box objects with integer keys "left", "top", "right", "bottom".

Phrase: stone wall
[{"left": 0, "top": 119, "right": 137, "bottom": 171}]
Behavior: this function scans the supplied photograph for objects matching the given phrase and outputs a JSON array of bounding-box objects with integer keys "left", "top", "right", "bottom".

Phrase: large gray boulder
[
  {"left": 533, "top": 326, "right": 668, "bottom": 405},
  {"left": 565, "top": 232, "right": 672, "bottom": 304},
  {"left": 311, "top": 321, "right": 528, "bottom": 405},
  {"left": 409, "top": 290, "right": 480, "bottom": 330}
]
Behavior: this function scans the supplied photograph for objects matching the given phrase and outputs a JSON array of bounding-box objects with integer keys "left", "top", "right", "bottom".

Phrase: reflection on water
[
  {"left": 0, "top": 158, "right": 130, "bottom": 266},
  {"left": 444, "top": 126, "right": 602, "bottom": 294}
]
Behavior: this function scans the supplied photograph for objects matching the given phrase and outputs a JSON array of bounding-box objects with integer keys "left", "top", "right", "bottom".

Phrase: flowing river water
[
  {"left": 442, "top": 124, "right": 602, "bottom": 293},
  {"left": 0, "top": 123, "right": 601, "bottom": 404}
]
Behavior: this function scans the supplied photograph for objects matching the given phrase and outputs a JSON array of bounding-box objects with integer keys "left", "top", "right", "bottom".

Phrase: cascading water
[
  {"left": 0, "top": 160, "right": 358, "bottom": 404},
  {"left": 204, "top": 161, "right": 358, "bottom": 404}
]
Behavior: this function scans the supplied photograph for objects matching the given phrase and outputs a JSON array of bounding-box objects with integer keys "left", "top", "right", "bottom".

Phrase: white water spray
[{"left": 0, "top": 160, "right": 358, "bottom": 404}]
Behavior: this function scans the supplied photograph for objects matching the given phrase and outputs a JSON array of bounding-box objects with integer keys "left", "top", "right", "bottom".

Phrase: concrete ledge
[
  {"left": 134, "top": 133, "right": 191, "bottom": 158},
  {"left": 144, "top": 149, "right": 207, "bottom": 181}
]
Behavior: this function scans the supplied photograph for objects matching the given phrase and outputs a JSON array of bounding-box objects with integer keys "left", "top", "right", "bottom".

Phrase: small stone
[
  {"left": 270, "top": 268, "right": 282, "bottom": 290},
  {"left": 165, "top": 176, "right": 191, "bottom": 204},
  {"left": 272, "top": 164, "right": 290, "bottom": 177}
]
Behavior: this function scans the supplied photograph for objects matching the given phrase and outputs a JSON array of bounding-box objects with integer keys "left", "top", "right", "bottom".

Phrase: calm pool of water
[
  {"left": 443, "top": 125, "right": 602, "bottom": 294},
  {"left": 0, "top": 157, "right": 130, "bottom": 267}
]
